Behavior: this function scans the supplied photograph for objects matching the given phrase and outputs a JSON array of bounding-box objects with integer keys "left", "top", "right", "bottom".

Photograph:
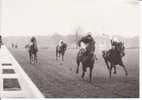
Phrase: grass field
[{"left": 9, "top": 47, "right": 139, "bottom": 98}]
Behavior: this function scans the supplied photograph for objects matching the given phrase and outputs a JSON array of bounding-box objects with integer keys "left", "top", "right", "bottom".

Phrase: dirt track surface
[{"left": 9, "top": 48, "right": 139, "bottom": 98}]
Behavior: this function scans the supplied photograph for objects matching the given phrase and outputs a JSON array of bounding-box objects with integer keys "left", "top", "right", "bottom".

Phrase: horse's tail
[{"left": 76, "top": 50, "right": 82, "bottom": 65}]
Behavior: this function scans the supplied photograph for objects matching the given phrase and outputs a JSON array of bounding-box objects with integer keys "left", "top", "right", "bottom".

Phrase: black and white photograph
[{"left": 0, "top": 0, "right": 139, "bottom": 98}]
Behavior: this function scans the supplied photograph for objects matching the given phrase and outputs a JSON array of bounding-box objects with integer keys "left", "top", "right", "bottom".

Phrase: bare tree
[{"left": 74, "top": 26, "right": 83, "bottom": 49}]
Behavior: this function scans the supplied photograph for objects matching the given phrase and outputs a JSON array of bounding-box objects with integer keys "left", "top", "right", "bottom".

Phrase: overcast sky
[{"left": 1, "top": 0, "right": 139, "bottom": 37}]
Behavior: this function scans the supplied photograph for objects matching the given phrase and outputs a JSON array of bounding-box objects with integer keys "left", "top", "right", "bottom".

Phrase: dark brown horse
[
  {"left": 26, "top": 37, "right": 38, "bottom": 64},
  {"left": 76, "top": 48, "right": 96, "bottom": 82},
  {"left": 56, "top": 42, "right": 67, "bottom": 61},
  {"left": 102, "top": 42, "right": 128, "bottom": 78}
]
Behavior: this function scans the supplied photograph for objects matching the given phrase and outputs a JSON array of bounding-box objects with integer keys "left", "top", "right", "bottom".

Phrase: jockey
[
  {"left": 78, "top": 32, "right": 95, "bottom": 59},
  {"left": 58, "top": 40, "right": 64, "bottom": 47},
  {"left": 110, "top": 36, "right": 120, "bottom": 50},
  {"left": 109, "top": 36, "right": 123, "bottom": 62}
]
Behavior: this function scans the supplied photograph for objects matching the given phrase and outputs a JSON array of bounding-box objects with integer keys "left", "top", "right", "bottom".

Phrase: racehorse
[
  {"left": 102, "top": 42, "right": 128, "bottom": 78},
  {"left": 76, "top": 48, "right": 96, "bottom": 82},
  {"left": 25, "top": 37, "right": 38, "bottom": 64},
  {"left": 56, "top": 42, "right": 67, "bottom": 61}
]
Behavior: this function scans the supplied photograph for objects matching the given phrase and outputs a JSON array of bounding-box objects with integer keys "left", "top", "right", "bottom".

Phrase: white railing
[{"left": 0, "top": 45, "right": 44, "bottom": 98}]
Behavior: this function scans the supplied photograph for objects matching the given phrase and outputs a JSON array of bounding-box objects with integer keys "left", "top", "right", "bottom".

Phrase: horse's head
[{"left": 116, "top": 42, "right": 125, "bottom": 57}]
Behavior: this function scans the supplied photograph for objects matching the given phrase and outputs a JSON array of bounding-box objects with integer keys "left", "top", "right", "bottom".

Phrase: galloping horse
[
  {"left": 102, "top": 42, "right": 128, "bottom": 78},
  {"left": 76, "top": 48, "right": 96, "bottom": 82},
  {"left": 56, "top": 42, "right": 67, "bottom": 61},
  {"left": 25, "top": 37, "right": 38, "bottom": 64}
]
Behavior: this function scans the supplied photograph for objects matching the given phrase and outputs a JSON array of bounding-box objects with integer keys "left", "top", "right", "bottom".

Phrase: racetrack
[{"left": 9, "top": 47, "right": 139, "bottom": 98}]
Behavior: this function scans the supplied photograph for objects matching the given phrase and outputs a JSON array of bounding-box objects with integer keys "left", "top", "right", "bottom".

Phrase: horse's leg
[
  {"left": 32, "top": 53, "right": 35, "bottom": 64},
  {"left": 36, "top": 54, "right": 38, "bottom": 64},
  {"left": 35, "top": 52, "right": 38, "bottom": 64},
  {"left": 120, "top": 63, "right": 128, "bottom": 76},
  {"left": 62, "top": 54, "right": 63, "bottom": 61},
  {"left": 32, "top": 53, "right": 34, "bottom": 64},
  {"left": 58, "top": 52, "right": 60, "bottom": 60},
  {"left": 89, "top": 66, "right": 93, "bottom": 82},
  {"left": 33, "top": 53, "right": 35, "bottom": 64},
  {"left": 81, "top": 71, "right": 85, "bottom": 79},
  {"left": 56, "top": 51, "right": 59, "bottom": 60},
  {"left": 31, "top": 53, "right": 33, "bottom": 64},
  {"left": 62, "top": 52, "right": 64, "bottom": 61},
  {"left": 57, "top": 52, "right": 59, "bottom": 60},
  {"left": 113, "top": 66, "right": 117, "bottom": 74},
  {"left": 109, "top": 64, "right": 113, "bottom": 78},
  {"left": 29, "top": 52, "right": 32, "bottom": 64},
  {"left": 56, "top": 51, "right": 58, "bottom": 60},
  {"left": 104, "top": 59, "right": 110, "bottom": 70},
  {"left": 81, "top": 64, "right": 86, "bottom": 79},
  {"left": 76, "top": 60, "right": 80, "bottom": 74}
]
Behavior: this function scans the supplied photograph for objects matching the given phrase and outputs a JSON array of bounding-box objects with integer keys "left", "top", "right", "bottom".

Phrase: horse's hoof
[{"left": 76, "top": 71, "right": 79, "bottom": 74}]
